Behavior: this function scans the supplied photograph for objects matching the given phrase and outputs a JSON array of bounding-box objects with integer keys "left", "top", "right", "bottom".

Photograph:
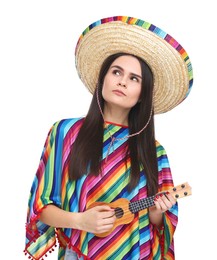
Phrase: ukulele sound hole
[{"left": 114, "top": 207, "right": 124, "bottom": 219}]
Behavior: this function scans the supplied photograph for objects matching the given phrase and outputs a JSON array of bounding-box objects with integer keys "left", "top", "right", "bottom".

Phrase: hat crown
[{"left": 75, "top": 16, "right": 193, "bottom": 114}]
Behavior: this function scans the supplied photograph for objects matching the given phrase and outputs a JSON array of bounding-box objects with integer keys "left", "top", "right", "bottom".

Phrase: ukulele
[{"left": 88, "top": 182, "right": 192, "bottom": 237}]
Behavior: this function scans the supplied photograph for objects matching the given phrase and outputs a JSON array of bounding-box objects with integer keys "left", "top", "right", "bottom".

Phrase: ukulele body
[{"left": 87, "top": 198, "right": 134, "bottom": 237}]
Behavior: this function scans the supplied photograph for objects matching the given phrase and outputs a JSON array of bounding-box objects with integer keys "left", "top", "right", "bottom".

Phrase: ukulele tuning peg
[
  {"left": 181, "top": 184, "right": 185, "bottom": 188},
  {"left": 184, "top": 192, "right": 188, "bottom": 196},
  {"left": 173, "top": 187, "right": 177, "bottom": 191},
  {"left": 175, "top": 194, "right": 179, "bottom": 198}
]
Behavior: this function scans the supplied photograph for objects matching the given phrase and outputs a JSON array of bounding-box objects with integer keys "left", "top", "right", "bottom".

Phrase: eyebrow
[{"left": 110, "top": 65, "right": 142, "bottom": 79}]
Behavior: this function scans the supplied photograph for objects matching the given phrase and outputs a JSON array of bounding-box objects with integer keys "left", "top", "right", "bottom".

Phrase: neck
[{"left": 103, "top": 104, "right": 129, "bottom": 126}]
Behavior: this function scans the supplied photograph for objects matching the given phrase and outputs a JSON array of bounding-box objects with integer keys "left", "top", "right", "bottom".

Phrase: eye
[
  {"left": 112, "top": 69, "right": 121, "bottom": 76},
  {"left": 131, "top": 76, "right": 139, "bottom": 82}
]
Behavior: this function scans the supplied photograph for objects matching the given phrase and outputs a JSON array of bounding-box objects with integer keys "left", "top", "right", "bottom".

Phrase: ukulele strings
[
  {"left": 112, "top": 190, "right": 184, "bottom": 217},
  {"left": 113, "top": 198, "right": 155, "bottom": 217}
]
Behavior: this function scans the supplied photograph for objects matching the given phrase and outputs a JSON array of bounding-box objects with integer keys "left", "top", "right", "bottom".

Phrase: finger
[
  {"left": 96, "top": 223, "right": 115, "bottom": 233},
  {"left": 94, "top": 205, "right": 115, "bottom": 219},
  {"left": 158, "top": 194, "right": 175, "bottom": 211},
  {"left": 95, "top": 205, "right": 115, "bottom": 212},
  {"left": 165, "top": 192, "right": 176, "bottom": 205},
  {"left": 95, "top": 216, "right": 116, "bottom": 233},
  {"left": 154, "top": 196, "right": 162, "bottom": 211},
  {"left": 154, "top": 195, "right": 168, "bottom": 212},
  {"left": 160, "top": 193, "right": 176, "bottom": 207},
  {"left": 101, "top": 215, "right": 116, "bottom": 225},
  {"left": 100, "top": 210, "right": 116, "bottom": 220}
]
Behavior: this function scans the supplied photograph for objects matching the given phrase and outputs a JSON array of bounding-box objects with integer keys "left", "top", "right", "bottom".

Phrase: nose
[{"left": 118, "top": 80, "right": 126, "bottom": 88}]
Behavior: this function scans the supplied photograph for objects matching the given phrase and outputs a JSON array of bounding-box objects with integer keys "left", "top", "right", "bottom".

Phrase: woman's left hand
[
  {"left": 153, "top": 192, "right": 176, "bottom": 213},
  {"left": 149, "top": 192, "right": 176, "bottom": 226}
]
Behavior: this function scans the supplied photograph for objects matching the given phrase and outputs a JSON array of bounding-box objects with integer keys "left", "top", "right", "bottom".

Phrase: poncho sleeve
[
  {"left": 24, "top": 121, "right": 64, "bottom": 260},
  {"left": 151, "top": 141, "right": 178, "bottom": 260}
]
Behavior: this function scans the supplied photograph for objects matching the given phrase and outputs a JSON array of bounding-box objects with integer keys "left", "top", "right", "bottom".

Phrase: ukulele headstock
[{"left": 168, "top": 182, "right": 192, "bottom": 199}]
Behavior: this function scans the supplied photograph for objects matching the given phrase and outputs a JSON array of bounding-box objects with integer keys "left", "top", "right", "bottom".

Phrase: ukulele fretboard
[{"left": 129, "top": 195, "right": 156, "bottom": 213}]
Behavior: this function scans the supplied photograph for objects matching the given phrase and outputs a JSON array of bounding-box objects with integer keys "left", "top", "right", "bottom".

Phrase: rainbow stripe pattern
[{"left": 24, "top": 118, "right": 178, "bottom": 260}]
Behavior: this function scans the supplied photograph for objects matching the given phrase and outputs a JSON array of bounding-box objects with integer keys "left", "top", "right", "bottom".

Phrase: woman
[{"left": 24, "top": 16, "right": 193, "bottom": 260}]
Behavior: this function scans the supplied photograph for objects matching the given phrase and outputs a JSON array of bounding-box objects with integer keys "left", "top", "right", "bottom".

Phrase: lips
[{"left": 112, "top": 89, "right": 126, "bottom": 96}]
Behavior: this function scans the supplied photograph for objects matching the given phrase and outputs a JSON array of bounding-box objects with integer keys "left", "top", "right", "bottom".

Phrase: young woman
[{"left": 24, "top": 16, "right": 193, "bottom": 260}]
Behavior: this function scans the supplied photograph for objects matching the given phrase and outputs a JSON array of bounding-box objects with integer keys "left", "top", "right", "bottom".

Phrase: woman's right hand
[{"left": 75, "top": 205, "right": 116, "bottom": 234}]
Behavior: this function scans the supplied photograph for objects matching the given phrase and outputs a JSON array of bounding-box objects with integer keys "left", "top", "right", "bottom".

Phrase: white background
[{"left": 0, "top": 0, "right": 216, "bottom": 259}]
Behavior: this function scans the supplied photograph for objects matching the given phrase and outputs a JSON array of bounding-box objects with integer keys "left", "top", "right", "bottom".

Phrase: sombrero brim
[{"left": 75, "top": 16, "right": 193, "bottom": 114}]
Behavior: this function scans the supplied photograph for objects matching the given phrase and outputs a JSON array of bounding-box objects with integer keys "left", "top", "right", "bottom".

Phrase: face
[{"left": 102, "top": 55, "right": 142, "bottom": 110}]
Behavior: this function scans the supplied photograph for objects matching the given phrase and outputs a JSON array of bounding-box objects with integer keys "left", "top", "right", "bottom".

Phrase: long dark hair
[{"left": 68, "top": 53, "right": 159, "bottom": 196}]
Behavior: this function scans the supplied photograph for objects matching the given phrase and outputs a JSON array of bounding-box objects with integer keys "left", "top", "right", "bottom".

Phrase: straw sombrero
[{"left": 75, "top": 16, "right": 193, "bottom": 114}]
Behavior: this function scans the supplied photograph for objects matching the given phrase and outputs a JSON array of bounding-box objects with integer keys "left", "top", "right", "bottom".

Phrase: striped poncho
[{"left": 24, "top": 117, "right": 178, "bottom": 260}]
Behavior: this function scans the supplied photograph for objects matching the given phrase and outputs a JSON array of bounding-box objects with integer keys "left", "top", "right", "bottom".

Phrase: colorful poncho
[{"left": 24, "top": 117, "right": 178, "bottom": 260}]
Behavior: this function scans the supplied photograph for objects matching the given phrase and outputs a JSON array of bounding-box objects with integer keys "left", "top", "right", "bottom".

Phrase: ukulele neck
[
  {"left": 129, "top": 195, "right": 155, "bottom": 213},
  {"left": 128, "top": 182, "right": 192, "bottom": 214}
]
